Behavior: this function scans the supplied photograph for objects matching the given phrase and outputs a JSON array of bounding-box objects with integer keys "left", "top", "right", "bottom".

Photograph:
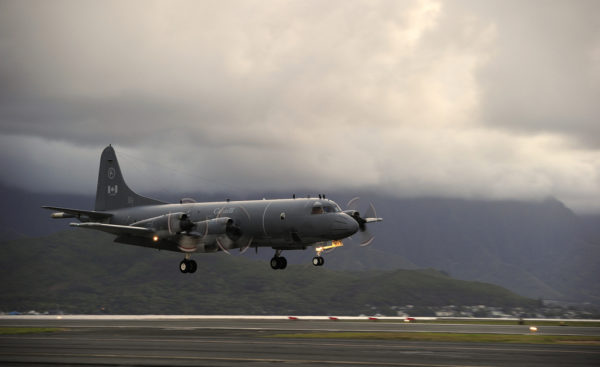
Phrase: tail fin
[{"left": 95, "top": 145, "right": 166, "bottom": 211}]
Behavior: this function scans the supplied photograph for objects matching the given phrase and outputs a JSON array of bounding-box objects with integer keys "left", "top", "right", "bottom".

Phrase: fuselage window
[{"left": 311, "top": 206, "right": 324, "bottom": 215}]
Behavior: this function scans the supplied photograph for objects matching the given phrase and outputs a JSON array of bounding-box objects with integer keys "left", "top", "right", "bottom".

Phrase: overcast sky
[{"left": 1, "top": 0, "right": 599, "bottom": 212}]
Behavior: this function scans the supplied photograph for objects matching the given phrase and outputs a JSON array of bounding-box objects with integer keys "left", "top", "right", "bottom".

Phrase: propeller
[
  {"left": 216, "top": 237, "right": 231, "bottom": 255},
  {"left": 345, "top": 197, "right": 383, "bottom": 246},
  {"left": 239, "top": 236, "right": 254, "bottom": 254},
  {"left": 215, "top": 205, "right": 253, "bottom": 255},
  {"left": 178, "top": 213, "right": 194, "bottom": 232}
]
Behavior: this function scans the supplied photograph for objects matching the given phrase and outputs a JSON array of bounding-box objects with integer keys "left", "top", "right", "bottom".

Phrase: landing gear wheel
[
  {"left": 180, "top": 259, "right": 196, "bottom": 273},
  {"left": 270, "top": 256, "right": 288, "bottom": 270},
  {"left": 270, "top": 257, "right": 280, "bottom": 270},
  {"left": 179, "top": 260, "right": 188, "bottom": 273},
  {"left": 312, "top": 256, "right": 324, "bottom": 266},
  {"left": 188, "top": 260, "right": 197, "bottom": 273}
]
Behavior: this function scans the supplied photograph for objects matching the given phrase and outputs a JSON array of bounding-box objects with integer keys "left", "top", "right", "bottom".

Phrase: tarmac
[{"left": 1, "top": 316, "right": 599, "bottom": 366}]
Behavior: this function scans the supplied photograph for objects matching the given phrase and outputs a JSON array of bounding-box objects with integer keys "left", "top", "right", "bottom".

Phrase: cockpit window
[
  {"left": 312, "top": 201, "right": 340, "bottom": 214},
  {"left": 323, "top": 205, "right": 336, "bottom": 213},
  {"left": 311, "top": 205, "right": 324, "bottom": 214}
]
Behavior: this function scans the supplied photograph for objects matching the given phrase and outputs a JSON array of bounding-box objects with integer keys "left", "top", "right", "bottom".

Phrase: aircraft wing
[
  {"left": 42, "top": 206, "right": 113, "bottom": 221},
  {"left": 70, "top": 222, "right": 153, "bottom": 237}
]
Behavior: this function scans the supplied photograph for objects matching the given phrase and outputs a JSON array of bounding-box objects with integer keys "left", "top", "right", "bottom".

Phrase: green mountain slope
[
  {"left": 2, "top": 185, "right": 598, "bottom": 304},
  {"left": 376, "top": 197, "right": 600, "bottom": 303},
  {"left": 0, "top": 230, "right": 536, "bottom": 315}
]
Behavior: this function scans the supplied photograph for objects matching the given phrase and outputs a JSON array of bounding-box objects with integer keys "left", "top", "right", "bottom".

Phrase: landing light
[
  {"left": 153, "top": 235, "right": 159, "bottom": 242},
  {"left": 529, "top": 326, "right": 538, "bottom": 333},
  {"left": 315, "top": 240, "right": 344, "bottom": 256}
]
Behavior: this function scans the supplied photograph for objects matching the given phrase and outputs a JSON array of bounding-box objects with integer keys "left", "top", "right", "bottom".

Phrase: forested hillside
[
  {"left": 2, "top": 185, "right": 598, "bottom": 304},
  {"left": 0, "top": 230, "right": 536, "bottom": 315}
]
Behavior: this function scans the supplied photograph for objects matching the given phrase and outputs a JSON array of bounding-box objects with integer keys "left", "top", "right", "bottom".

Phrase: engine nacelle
[
  {"left": 178, "top": 234, "right": 219, "bottom": 253},
  {"left": 194, "top": 217, "right": 232, "bottom": 237},
  {"left": 177, "top": 217, "right": 236, "bottom": 253},
  {"left": 132, "top": 212, "right": 194, "bottom": 235}
]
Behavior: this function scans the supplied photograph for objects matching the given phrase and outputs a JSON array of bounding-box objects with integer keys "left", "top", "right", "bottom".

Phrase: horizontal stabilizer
[
  {"left": 70, "top": 222, "right": 153, "bottom": 237},
  {"left": 42, "top": 206, "right": 113, "bottom": 221}
]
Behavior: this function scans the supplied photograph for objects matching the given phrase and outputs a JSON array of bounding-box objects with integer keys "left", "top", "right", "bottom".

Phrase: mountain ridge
[{"left": 1, "top": 184, "right": 598, "bottom": 304}]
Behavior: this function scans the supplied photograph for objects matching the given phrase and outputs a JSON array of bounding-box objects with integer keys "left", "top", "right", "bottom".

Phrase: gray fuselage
[{"left": 106, "top": 197, "right": 358, "bottom": 253}]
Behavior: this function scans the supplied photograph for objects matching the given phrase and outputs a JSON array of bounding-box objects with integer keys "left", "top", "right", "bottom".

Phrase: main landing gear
[
  {"left": 312, "top": 256, "right": 324, "bottom": 266},
  {"left": 179, "top": 254, "right": 197, "bottom": 274},
  {"left": 270, "top": 249, "right": 287, "bottom": 270}
]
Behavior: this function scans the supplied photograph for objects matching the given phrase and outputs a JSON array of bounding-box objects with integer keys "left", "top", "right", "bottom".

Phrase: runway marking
[
  {"left": 2, "top": 335, "right": 599, "bottom": 355},
  {"left": 0, "top": 351, "right": 494, "bottom": 367}
]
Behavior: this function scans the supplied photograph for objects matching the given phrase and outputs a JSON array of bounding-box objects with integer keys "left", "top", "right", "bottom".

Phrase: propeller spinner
[
  {"left": 215, "top": 205, "right": 253, "bottom": 255},
  {"left": 346, "top": 197, "right": 383, "bottom": 246}
]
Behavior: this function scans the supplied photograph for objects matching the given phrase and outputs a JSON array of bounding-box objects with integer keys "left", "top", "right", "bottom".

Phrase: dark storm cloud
[{"left": 0, "top": 0, "right": 599, "bottom": 212}]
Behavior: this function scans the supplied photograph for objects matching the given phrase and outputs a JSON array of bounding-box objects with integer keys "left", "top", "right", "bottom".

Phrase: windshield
[
  {"left": 312, "top": 201, "right": 341, "bottom": 214},
  {"left": 323, "top": 205, "right": 337, "bottom": 213}
]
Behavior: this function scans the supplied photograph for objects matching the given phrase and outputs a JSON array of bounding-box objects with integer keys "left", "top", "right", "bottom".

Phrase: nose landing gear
[
  {"left": 312, "top": 256, "right": 324, "bottom": 266},
  {"left": 312, "top": 240, "right": 341, "bottom": 267}
]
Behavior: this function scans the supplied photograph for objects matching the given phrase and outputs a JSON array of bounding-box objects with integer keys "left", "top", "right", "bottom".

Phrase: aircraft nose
[{"left": 331, "top": 213, "right": 359, "bottom": 238}]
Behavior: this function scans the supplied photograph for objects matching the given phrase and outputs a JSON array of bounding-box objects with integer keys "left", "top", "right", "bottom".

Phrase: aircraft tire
[
  {"left": 312, "top": 257, "right": 321, "bottom": 266},
  {"left": 189, "top": 260, "right": 197, "bottom": 273},
  {"left": 270, "top": 257, "right": 280, "bottom": 270},
  {"left": 318, "top": 256, "right": 324, "bottom": 266},
  {"left": 279, "top": 257, "right": 287, "bottom": 269},
  {"left": 179, "top": 260, "right": 188, "bottom": 273}
]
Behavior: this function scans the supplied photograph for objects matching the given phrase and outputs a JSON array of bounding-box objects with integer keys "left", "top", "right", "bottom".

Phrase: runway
[{"left": 1, "top": 317, "right": 599, "bottom": 366}]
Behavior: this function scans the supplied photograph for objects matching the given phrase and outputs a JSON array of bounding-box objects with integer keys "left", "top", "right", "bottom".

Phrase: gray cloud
[
  {"left": 1, "top": 0, "right": 599, "bottom": 212},
  {"left": 471, "top": 1, "right": 600, "bottom": 145}
]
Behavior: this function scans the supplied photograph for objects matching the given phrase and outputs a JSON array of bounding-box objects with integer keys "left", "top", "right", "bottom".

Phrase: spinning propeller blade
[
  {"left": 239, "top": 237, "right": 253, "bottom": 254},
  {"left": 216, "top": 238, "right": 231, "bottom": 255},
  {"left": 216, "top": 205, "right": 252, "bottom": 255},
  {"left": 345, "top": 197, "right": 382, "bottom": 246}
]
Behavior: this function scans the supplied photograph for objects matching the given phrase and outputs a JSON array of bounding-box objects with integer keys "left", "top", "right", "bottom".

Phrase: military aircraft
[{"left": 43, "top": 145, "right": 382, "bottom": 273}]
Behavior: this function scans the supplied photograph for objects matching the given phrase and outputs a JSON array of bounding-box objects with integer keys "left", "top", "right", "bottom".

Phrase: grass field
[
  {"left": 405, "top": 319, "right": 600, "bottom": 327},
  {"left": 345, "top": 318, "right": 600, "bottom": 327},
  {"left": 270, "top": 331, "right": 600, "bottom": 345},
  {"left": 0, "top": 327, "right": 64, "bottom": 335}
]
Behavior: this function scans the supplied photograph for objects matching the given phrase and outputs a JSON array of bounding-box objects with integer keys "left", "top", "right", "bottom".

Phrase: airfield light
[{"left": 153, "top": 235, "right": 159, "bottom": 242}]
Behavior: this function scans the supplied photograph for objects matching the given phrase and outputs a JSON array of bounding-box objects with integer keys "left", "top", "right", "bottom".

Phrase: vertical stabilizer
[{"left": 95, "top": 145, "right": 166, "bottom": 211}]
